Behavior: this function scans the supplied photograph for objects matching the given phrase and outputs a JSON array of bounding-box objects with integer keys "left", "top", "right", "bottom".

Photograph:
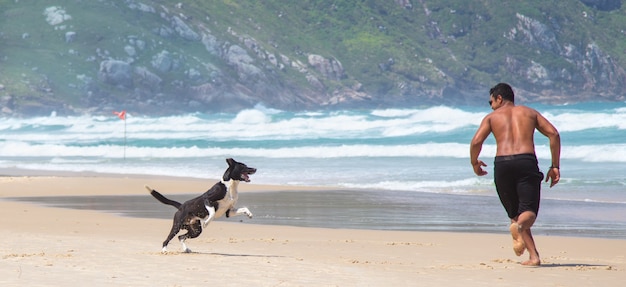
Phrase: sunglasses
[{"left": 488, "top": 96, "right": 499, "bottom": 106}]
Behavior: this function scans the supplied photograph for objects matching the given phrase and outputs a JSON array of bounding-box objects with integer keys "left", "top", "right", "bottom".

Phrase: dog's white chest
[{"left": 213, "top": 180, "right": 239, "bottom": 218}]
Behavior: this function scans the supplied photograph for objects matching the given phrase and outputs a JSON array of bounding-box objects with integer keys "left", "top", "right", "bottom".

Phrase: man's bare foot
[
  {"left": 521, "top": 258, "right": 541, "bottom": 266},
  {"left": 509, "top": 223, "right": 525, "bottom": 256}
]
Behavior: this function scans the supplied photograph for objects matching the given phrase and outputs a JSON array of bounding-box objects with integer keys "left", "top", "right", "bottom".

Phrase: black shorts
[{"left": 493, "top": 153, "right": 544, "bottom": 219}]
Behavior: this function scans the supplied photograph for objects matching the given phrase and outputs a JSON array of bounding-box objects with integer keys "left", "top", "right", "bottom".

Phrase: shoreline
[
  {"left": 2, "top": 168, "right": 626, "bottom": 240},
  {"left": 0, "top": 167, "right": 327, "bottom": 196}
]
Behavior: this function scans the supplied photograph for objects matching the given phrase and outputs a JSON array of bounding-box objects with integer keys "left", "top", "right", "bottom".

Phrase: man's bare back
[
  {"left": 485, "top": 105, "right": 546, "bottom": 156},
  {"left": 469, "top": 88, "right": 560, "bottom": 186}
]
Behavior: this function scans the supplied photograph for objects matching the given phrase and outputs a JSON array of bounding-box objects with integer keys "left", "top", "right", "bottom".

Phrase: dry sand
[{"left": 1, "top": 175, "right": 624, "bottom": 286}]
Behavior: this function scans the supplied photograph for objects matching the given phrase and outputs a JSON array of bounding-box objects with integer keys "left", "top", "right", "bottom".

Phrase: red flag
[{"left": 113, "top": 110, "right": 126, "bottom": 120}]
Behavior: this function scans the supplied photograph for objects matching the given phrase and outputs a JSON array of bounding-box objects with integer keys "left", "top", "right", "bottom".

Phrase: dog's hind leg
[
  {"left": 162, "top": 224, "right": 180, "bottom": 253},
  {"left": 178, "top": 222, "right": 202, "bottom": 253},
  {"left": 177, "top": 229, "right": 192, "bottom": 253},
  {"left": 161, "top": 214, "right": 184, "bottom": 253},
  {"left": 179, "top": 237, "right": 190, "bottom": 253}
]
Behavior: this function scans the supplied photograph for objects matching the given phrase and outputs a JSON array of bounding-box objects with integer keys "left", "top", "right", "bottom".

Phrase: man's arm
[
  {"left": 470, "top": 116, "right": 492, "bottom": 176},
  {"left": 536, "top": 113, "right": 561, "bottom": 187}
]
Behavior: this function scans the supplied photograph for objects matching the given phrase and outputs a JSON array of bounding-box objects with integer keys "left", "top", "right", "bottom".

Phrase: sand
[{"left": 1, "top": 174, "right": 625, "bottom": 286}]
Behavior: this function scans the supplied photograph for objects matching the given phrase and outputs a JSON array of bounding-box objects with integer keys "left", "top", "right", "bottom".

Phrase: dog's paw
[
  {"left": 183, "top": 248, "right": 192, "bottom": 253},
  {"left": 237, "top": 207, "right": 253, "bottom": 218},
  {"left": 161, "top": 247, "right": 168, "bottom": 253}
]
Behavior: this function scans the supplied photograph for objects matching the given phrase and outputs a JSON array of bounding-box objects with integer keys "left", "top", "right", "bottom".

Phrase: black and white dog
[{"left": 145, "top": 158, "right": 256, "bottom": 253}]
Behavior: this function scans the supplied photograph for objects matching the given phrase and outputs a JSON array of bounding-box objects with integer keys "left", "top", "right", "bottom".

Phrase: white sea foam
[
  {"left": 2, "top": 104, "right": 624, "bottom": 142},
  {"left": 3, "top": 140, "right": 625, "bottom": 162},
  {"left": 546, "top": 110, "right": 626, "bottom": 131},
  {"left": 1, "top": 104, "right": 624, "bottom": 202},
  {"left": 339, "top": 177, "right": 493, "bottom": 193}
]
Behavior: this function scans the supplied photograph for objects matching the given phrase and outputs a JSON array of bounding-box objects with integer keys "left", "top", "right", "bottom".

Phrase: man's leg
[
  {"left": 510, "top": 220, "right": 525, "bottom": 256},
  {"left": 516, "top": 211, "right": 540, "bottom": 266}
]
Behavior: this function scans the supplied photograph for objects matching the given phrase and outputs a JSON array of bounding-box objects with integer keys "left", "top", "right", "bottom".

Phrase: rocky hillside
[{"left": 1, "top": 0, "right": 625, "bottom": 116}]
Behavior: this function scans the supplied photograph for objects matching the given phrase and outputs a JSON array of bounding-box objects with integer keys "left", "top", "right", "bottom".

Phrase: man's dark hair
[{"left": 490, "top": 83, "right": 515, "bottom": 103}]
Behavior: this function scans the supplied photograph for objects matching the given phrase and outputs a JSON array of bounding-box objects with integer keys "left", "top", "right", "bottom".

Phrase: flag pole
[
  {"left": 113, "top": 110, "right": 127, "bottom": 160},
  {"left": 123, "top": 117, "right": 126, "bottom": 160}
]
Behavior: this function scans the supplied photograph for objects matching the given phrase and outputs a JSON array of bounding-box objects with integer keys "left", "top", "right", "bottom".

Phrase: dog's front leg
[
  {"left": 232, "top": 207, "right": 253, "bottom": 218},
  {"left": 203, "top": 203, "right": 216, "bottom": 228}
]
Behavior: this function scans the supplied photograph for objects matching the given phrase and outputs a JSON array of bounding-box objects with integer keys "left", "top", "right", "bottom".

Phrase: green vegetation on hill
[{"left": 0, "top": 0, "right": 625, "bottom": 115}]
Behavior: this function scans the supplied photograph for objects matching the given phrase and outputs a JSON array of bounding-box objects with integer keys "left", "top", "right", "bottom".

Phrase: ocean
[{"left": 1, "top": 102, "right": 625, "bottom": 238}]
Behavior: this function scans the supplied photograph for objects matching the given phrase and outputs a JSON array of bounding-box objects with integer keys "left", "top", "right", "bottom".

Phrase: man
[{"left": 470, "top": 83, "right": 561, "bottom": 266}]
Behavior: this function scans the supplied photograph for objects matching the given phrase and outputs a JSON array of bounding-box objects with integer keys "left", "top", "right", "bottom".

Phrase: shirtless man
[{"left": 470, "top": 83, "right": 561, "bottom": 266}]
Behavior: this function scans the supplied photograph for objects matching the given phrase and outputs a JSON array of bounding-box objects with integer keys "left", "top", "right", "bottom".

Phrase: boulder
[
  {"left": 308, "top": 54, "right": 344, "bottom": 81},
  {"left": 43, "top": 6, "right": 72, "bottom": 26},
  {"left": 65, "top": 31, "right": 76, "bottom": 43},
  {"left": 151, "top": 50, "right": 173, "bottom": 73},
  {"left": 202, "top": 34, "right": 220, "bottom": 56},
  {"left": 172, "top": 16, "right": 200, "bottom": 41},
  {"left": 98, "top": 60, "right": 133, "bottom": 88},
  {"left": 225, "top": 45, "right": 262, "bottom": 80},
  {"left": 134, "top": 67, "right": 162, "bottom": 91},
  {"left": 124, "top": 45, "right": 136, "bottom": 56}
]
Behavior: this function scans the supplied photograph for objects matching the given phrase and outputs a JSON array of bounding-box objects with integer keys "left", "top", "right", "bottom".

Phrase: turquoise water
[{"left": 1, "top": 102, "right": 625, "bottom": 237}]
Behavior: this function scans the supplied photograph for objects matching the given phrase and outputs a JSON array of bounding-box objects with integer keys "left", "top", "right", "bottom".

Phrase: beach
[{"left": 1, "top": 174, "right": 625, "bottom": 286}]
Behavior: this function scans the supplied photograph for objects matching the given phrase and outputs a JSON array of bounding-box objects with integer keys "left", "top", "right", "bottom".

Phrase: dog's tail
[{"left": 145, "top": 185, "right": 182, "bottom": 209}]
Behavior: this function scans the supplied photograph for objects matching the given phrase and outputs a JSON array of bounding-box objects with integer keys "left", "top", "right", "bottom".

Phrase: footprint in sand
[{"left": 509, "top": 223, "right": 525, "bottom": 256}]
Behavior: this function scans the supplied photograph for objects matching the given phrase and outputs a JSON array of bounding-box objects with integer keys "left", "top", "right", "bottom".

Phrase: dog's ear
[
  {"left": 222, "top": 168, "right": 230, "bottom": 181},
  {"left": 226, "top": 158, "right": 235, "bottom": 166},
  {"left": 223, "top": 158, "right": 235, "bottom": 181}
]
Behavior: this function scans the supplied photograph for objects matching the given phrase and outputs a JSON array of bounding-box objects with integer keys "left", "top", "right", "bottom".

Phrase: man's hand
[
  {"left": 545, "top": 168, "right": 560, "bottom": 187},
  {"left": 472, "top": 160, "right": 488, "bottom": 176}
]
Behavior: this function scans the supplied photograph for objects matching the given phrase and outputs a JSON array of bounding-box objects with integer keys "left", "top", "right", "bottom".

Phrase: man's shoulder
[
  {"left": 513, "top": 105, "right": 540, "bottom": 115},
  {"left": 518, "top": 104, "right": 531, "bottom": 108},
  {"left": 515, "top": 104, "right": 537, "bottom": 110}
]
